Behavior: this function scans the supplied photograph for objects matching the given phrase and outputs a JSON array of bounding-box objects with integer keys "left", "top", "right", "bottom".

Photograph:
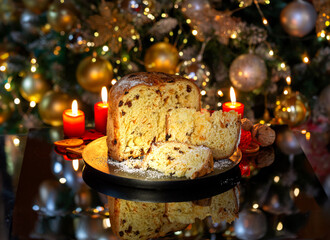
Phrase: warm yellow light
[
  {"left": 217, "top": 102, "right": 222, "bottom": 107},
  {"left": 72, "top": 159, "right": 79, "bottom": 171},
  {"left": 72, "top": 100, "right": 78, "bottom": 116},
  {"left": 301, "top": 129, "right": 306, "bottom": 134},
  {"left": 4, "top": 83, "right": 11, "bottom": 90},
  {"left": 161, "top": 13, "right": 167, "bottom": 18},
  {"left": 191, "top": 58, "right": 196, "bottom": 62},
  {"left": 230, "top": 87, "right": 236, "bottom": 105},
  {"left": 111, "top": 79, "right": 117, "bottom": 85},
  {"left": 30, "top": 101, "right": 36, "bottom": 108},
  {"left": 262, "top": 18, "right": 268, "bottom": 25},
  {"left": 280, "top": 62, "right": 286, "bottom": 68},
  {"left": 293, "top": 188, "right": 300, "bottom": 197},
  {"left": 183, "top": 38, "right": 188, "bottom": 44},
  {"left": 306, "top": 132, "right": 311, "bottom": 140},
  {"left": 286, "top": 76, "right": 291, "bottom": 85},
  {"left": 276, "top": 222, "right": 283, "bottom": 231},
  {"left": 283, "top": 90, "right": 289, "bottom": 95},
  {"left": 59, "top": 178, "right": 67, "bottom": 184},
  {"left": 186, "top": 19, "right": 191, "bottom": 24},
  {"left": 0, "top": 65, "right": 6, "bottom": 72},
  {"left": 179, "top": 51, "right": 183, "bottom": 56},
  {"left": 31, "top": 58, "right": 37, "bottom": 64},
  {"left": 303, "top": 56, "right": 309, "bottom": 63},
  {"left": 102, "top": 45, "right": 109, "bottom": 52},
  {"left": 231, "top": 33, "right": 237, "bottom": 39},
  {"left": 103, "top": 218, "right": 111, "bottom": 229},
  {"left": 327, "top": 35, "right": 330, "bottom": 40},
  {"left": 274, "top": 176, "right": 280, "bottom": 183},
  {"left": 101, "top": 86, "right": 107, "bottom": 104},
  {"left": 13, "top": 138, "right": 20, "bottom": 146},
  {"left": 217, "top": 90, "right": 224, "bottom": 97},
  {"left": 150, "top": 37, "right": 154, "bottom": 42},
  {"left": 14, "top": 98, "right": 20, "bottom": 104},
  {"left": 169, "top": 31, "right": 173, "bottom": 36},
  {"left": 122, "top": 56, "right": 128, "bottom": 62},
  {"left": 192, "top": 30, "right": 198, "bottom": 36},
  {"left": 253, "top": 203, "right": 259, "bottom": 209},
  {"left": 94, "top": 32, "right": 99, "bottom": 37},
  {"left": 92, "top": 58, "right": 96, "bottom": 63},
  {"left": 31, "top": 65, "right": 37, "bottom": 72},
  {"left": 269, "top": 50, "right": 274, "bottom": 56},
  {"left": 200, "top": 90, "right": 206, "bottom": 96},
  {"left": 320, "top": 31, "right": 326, "bottom": 38}
]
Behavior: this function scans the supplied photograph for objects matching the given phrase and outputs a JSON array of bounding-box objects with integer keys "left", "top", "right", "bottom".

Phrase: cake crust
[{"left": 107, "top": 72, "right": 201, "bottom": 161}]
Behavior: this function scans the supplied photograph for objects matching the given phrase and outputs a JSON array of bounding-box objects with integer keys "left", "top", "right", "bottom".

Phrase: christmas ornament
[
  {"left": 319, "top": 84, "right": 330, "bottom": 117},
  {"left": 229, "top": 54, "right": 267, "bottom": 92},
  {"left": 20, "top": 10, "right": 41, "bottom": 35},
  {"left": 47, "top": 0, "right": 78, "bottom": 33},
  {"left": 274, "top": 91, "right": 310, "bottom": 127},
  {"left": 276, "top": 128, "right": 302, "bottom": 155},
  {"left": 87, "top": 1, "right": 135, "bottom": 52},
  {"left": 76, "top": 56, "right": 113, "bottom": 93},
  {"left": 144, "top": 42, "right": 179, "bottom": 74},
  {"left": 262, "top": 186, "right": 296, "bottom": 215},
  {"left": 19, "top": 73, "right": 51, "bottom": 103},
  {"left": 280, "top": 0, "right": 317, "bottom": 37},
  {"left": 38, "top": 90, "right": 72, "bottom": 126},
  {"left": 234, "top": 208, "right": 267, "bottom": 240},
  {"left": 177, "top": 60, "right": 210, "bottom": 89},
  {"left": 0, "top": 94, "right": 14, "bottom": 125},
  {"left": 23, "top": 0, "right": 51, "bottom": 14}
]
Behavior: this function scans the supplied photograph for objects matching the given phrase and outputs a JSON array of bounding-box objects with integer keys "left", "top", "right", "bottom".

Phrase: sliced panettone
[
  {"left": 142, "top": 141, "right": 213, "bottom": 179},
  {"left": 166, "top": 108, "right": 241, "bottom": 160},
  {"left": 106, "top": 72, "right": 201, "bottom": 161}
]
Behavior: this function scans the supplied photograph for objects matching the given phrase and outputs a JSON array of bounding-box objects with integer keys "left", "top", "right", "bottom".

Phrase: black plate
[{"left": 82, "top": 137, "right": 241, "bottom": 199}]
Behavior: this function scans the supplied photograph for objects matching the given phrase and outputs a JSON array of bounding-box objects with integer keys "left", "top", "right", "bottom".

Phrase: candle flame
[
  {"left": 101, "top": 86, "right": 108, "bottom": 104},
  {"left": 230, "top": 87, "right": 236, "bottom": 105},
  {"left": 72, "top": 159, "right": 79, "bottom": 171},
  {"left": 72, "top": 100, "right": 78, "bottom": 116}
]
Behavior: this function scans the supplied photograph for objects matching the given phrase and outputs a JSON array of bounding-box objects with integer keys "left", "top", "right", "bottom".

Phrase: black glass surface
[{"left": 0, "top": 127, "right": 329, "bottom": 239}]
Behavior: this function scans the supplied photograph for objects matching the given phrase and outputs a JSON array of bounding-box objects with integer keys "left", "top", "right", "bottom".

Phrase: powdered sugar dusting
[{"left": 213, "top": 159, "right": 234, "bottom": 169}]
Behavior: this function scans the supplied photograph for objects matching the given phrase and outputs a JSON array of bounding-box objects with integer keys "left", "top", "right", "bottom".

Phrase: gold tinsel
[{"left": 87, "top": 0, "right": 136, "bottom": 53}]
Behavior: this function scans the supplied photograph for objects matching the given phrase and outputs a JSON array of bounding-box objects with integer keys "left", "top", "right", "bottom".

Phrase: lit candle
[
  {"left": 222, "top": 87, "right": 244, "bottom": 117},
  {"left": 63, "top": 100, "right": 85, "bottom": 138},
  {"left": 94, "top": 86, "right": 108, "bottom": 134}
]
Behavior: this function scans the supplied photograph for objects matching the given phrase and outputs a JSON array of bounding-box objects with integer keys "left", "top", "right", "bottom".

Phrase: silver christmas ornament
[
  {"left": 280, "top": 0, "right": 317, "bottom": 37},
  {"left": 229, "top": 54, "right": 267, "bottom": 92},
  {"left": 234, "top": 208, "right": 267, "bottom": 240},
  {"left": 276, "top": 129, "right": 302, "bottom": 155}
]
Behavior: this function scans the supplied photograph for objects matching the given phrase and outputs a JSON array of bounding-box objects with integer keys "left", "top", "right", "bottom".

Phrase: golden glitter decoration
[{"left": 87, "top": 0, "right": 136, "bottom": 53}]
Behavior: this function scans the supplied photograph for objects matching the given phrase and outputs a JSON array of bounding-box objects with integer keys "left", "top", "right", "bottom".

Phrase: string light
[
  {"left": 31, "top": 65, "right": 37, "bottom": 72},
  {"left": 286, "top": 76, "right": 291, "bottom": 85},
  {"left": 262, "top": 18, "right": 268, "bottom": 25},
  {"left": 293, "top": 188, "right": 300, "bottom": 197},
  {"left": 283, "top": 89, "right": 289, "bottom": 95},
  {"left": 274, "top": 176, "right": 280, "bottom": 183},
  {"left": 269, "top": 50, "right": 274, "bottom": 56},
  {"left": 111, "top": 79, "right": 117, "bottom": 85},
  {"left": 179, "top": 51, "right": 183, "bottom": 56},
  {"left": 217, "top": 90, "right": 224, "bottom": 97},
  {"left": 186, "top": 19, "right": 191, "bottom": 24},
  {"left": 276, "top": 222, "right": 283, "bottom": 231},
  {"left": 231, "top": 32, "right": 237, "bottom": 39},
  {"left": 303, "top": 56, "right": 309, "bottom": 63},
  {"left": 161, "top": 13, "right": 167, "bottom": 18},
  {"left": 4, "top": 83, "right": 11, "bottom": 90},
  {"left": 252, "top": 203, "right": 259, "bottom": 209},
  {"left": 0, "top": 65, "right": 6, "bottom": 72},
  {"left": 102, "top": 45, "right": 109, "bottom": 52},
  {"left": 192, "top": 30, "right": 198, "bottom": 36},
  {"left": 306, "top": 132, "right": 311, "bottom": 140},
  {"left": 150, "top": 37, "right": 154, "bottom": 42},
  {"left": 31, "top": 58, "right": 37, "bottom": 64},
  {"left": 280, "top": 62, "right": 286, "bottom": 69},
  {"left": 30, "top": 101, "right": 36, "bottom": 108},
  {"left": 13, "top": 138, "right": 20, "bottom": 146},
  {"left": 94, "top": 32, "right": 99, "bottom": 37},
  {"left": 301, "top": 129, "right": 306, "bottom": 134},
  {"left": 183, "top": 38, "right": 188, "bottom": 44},
  {"left": 200, "top": 90, "right": 206, "bottom": 95},
  {"left": 14, "top": 98, "right": 20, "bottom": 104},
  {"left": 92, "top": 58, "right": 96, "bottom": 63}
]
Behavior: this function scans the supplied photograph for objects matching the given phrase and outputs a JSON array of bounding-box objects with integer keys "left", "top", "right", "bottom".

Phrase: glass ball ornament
[
  {"left": 47, "top": 0, "right": 78, "bottom": 33},
  {"left": 38, "top": 90, "right": 72, "bottom": 126},
  {"left": 280, "top": 0, "right": 317, "bottom": 38},
  {"left": 274, "top": 91, "right": 310, "bottom": 127},
  {"left": 22, "top": 0, "right": 51, "bottom": 14},
  {"left": 0, "top": 94, "right": 15, "bottom": 125},
  {"left": 144, "top": 42, "right": 179, "bottom": 74},
  {"left": 19, "top": 73, "right": 51, "bottom": 103},
  {"left": 76, "top": 56, "right": 113, "bottom": 93},
  {"left": 177, "top": 60, "right": 210, "bottom": 89},
  {"left": 234, "top": 208, "right": 267, "bottom": 240},
  {"left": 229, "top": 54, "right": 267, "bottom": 92}
]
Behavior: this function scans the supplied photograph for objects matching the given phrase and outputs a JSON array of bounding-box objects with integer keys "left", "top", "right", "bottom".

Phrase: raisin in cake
[
  {"left": 107, "top": 72, "right": 200, "bottom": 161},
  {"left": 166, "top": 108, "right": 241, "bottom": 160},
  {"left": 142, "top": 141, "right": 213, "bottom": 179}
]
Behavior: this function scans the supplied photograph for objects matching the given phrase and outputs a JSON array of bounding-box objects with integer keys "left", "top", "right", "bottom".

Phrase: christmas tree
[{"left": 0, "top": 0, "right": 329, "bottom": 133}]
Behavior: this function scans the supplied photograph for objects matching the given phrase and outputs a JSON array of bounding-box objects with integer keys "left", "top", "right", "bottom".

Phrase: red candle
[
  {"left": 63, "top": 100, "right": 85, "bottom": 138},
  {"left": 222, "top": 87, "right": 244, "bottom": 117},
  {"left": 94, "top": 86, "right": 108, "bottom": 134}
]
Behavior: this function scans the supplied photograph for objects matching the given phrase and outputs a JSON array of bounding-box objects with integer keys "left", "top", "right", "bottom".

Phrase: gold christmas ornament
[
  {"left": 76, "top": 56, "right": 113, "bottom": 93},
  {"left": 229, "top": 53, "right": 267, "bottom": 92},
  {"left": 23, "top": 0, "right": 51, "bottom": 14},
  {"left": 144, "top": 42, "right": 179, "bottom": 74},
  {"left": 19, "top": 73, "right": 51, "bottom": 103},
  {"left": 274, "top": 91, "right": 310, "bottom": 127},
  {"left": 47, "top": 0, "right": 78, "bottom": 33},
  {"left": 38, "top": 90, "right": 72, "bottom": 126},
  {"left": 0, "top": 95, "right": 14, "bottom": 125},
  {"left": 280, "top": 0, "right": 317, "bottom": 37}
]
